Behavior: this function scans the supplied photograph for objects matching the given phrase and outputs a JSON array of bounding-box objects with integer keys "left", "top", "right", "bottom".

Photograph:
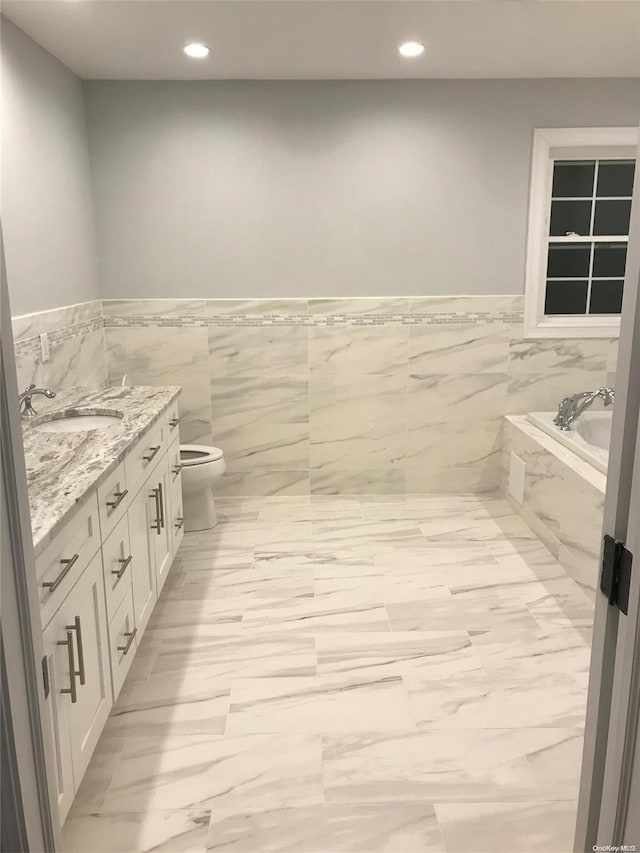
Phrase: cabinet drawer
[
  {"left": 125, "top": 418, "right": 167, "bottom": 498},
  {"left": 97, "top": 462, "right": 129, "bottom": 540},
  {"left": 167, "top": 400, "right": 181, "bottom": 438},
  {"left": 37, "top": 494, "right": 101, "bottom": 629},
  {"left": 168, "top": 438, "right": 182, "bottom": 503},
  {"left": 108, "top": 586, "right": 137, "bottom": 701},
  {"left": 102, "top": 514, "right": 133, "bottom": 622},
  {"left": 170, "top": 490, "right": 185, "bottom": 557}
]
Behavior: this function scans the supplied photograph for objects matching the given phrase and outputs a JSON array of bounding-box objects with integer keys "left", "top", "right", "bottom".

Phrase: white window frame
[{"left": 524, "top": 126, "right": 638, "bottom": 339}]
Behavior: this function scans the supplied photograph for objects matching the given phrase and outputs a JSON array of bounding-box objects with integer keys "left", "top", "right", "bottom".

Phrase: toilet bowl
[{"left": 180, "top": 445, "right": 226, "bottom": 532}]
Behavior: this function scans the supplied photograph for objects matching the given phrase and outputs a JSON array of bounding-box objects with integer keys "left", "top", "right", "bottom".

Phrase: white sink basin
[{"left": 35, "top": 411, "right": 123, "bottom": 434}]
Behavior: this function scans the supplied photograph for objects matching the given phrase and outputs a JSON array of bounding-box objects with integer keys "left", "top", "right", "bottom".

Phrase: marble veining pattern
[
  {"left": 13, "top": 296, "right": 615, "bottom": 496},
  {"left": 97, "top": 296, "right": 614, "bottom": 496},
  {"left": 501, "top": 416, "right": 606, "bottom": 598},
  {"left": 63, "top": 495, "right": 591, "bottom": 852},
  {"left": 22, "top": 385, "right": 179, "bottom": 556}
]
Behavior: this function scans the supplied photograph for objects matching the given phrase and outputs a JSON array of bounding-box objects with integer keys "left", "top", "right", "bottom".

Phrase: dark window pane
[
  {"left": 546, "top": 243, "right": 591, "bottom": 278},
  {"left": 552, "top": 161, "right": 595, "bottom": 197},
  {"left": 593, "top": 243, "right": 628, "bottom": 277},
  {"left": 547, "top": 243, "right": 592, "bottom": 278},
  {"left": 593, "top": 199, "right": 632, "bottom": 236},
  {"left": 589, "top": 280, "right": 624, "bottom": 314},
  {"left": 596, "top": 160, "right": 636, "bottom": 197},
  {"left": 545, "top": 280, "right": 588, "bottom": 315},
  {"left": 549, "top": 200, "right": 592, "bottom": 236}
]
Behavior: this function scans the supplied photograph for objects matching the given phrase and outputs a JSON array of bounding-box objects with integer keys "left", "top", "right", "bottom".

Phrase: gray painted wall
[
  {"left": 85, "top": 79, "right": 639, "bottom": 299},
  {"left": 1, "top": 18, "right": 99, "bottom": 316}
]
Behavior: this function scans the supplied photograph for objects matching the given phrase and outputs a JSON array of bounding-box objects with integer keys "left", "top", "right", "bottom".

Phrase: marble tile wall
[
  {"left": 101, "top": 296, "right": 616, "bottom": 496},
  {"left": 501, "top": 416, "right": 606, "bottom": 599},
  {"left": 12, "top": 300, "right": 108, "bottom": 396},
  {"left": 12, "top": 296, "right": 616, "bottom": 495}
]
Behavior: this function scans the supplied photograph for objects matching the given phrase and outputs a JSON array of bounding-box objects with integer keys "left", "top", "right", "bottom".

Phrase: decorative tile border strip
[
  {"left": 103, "top": 310, "right": 524, "bottom": 328},
  {"left": 13, "top": 316, "right": 104, "bottom": 357},
  {"left": 12, "top": 300, "right": 103, "bottom": 342}
]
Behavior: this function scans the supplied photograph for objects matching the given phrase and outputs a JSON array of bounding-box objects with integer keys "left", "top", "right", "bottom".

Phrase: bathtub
[{"left": 526, "top": 410, "right": 611, "bottom": 474}]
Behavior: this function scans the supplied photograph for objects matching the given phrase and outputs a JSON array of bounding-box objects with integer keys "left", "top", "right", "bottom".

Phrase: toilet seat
[{"left": 180, "top": 444, "right": 224, "bottom": 466}]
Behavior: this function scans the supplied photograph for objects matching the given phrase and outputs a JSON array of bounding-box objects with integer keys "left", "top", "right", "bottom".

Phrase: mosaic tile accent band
[
  {"left": 101, "top": 296, "right": 524, "bottom": 327},
  {"left": 14, "top": 316, "right": 104, "bottom": 356},
  {"left": 103, "top": 311, "right": 524, "bottom": 328}
]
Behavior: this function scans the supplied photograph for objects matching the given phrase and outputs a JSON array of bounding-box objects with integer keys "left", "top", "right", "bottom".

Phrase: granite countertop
[{"left": 22, "top": 385, "right": 180, "bottom": 558}]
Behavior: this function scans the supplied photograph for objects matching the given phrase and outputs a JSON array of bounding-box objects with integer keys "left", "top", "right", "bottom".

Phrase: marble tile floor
[{"left": 62, "top": 495, "right": 593, "bottom": 853}]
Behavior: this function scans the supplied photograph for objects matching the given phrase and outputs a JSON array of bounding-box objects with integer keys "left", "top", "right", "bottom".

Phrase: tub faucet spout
[{"left": 554, "top": 387, "right": 614, "bottom": 431}]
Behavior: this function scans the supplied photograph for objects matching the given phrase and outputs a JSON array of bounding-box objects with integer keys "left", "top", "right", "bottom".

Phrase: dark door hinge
[{"left": 601, "top": 534, "right": 633, "bottom": 615}]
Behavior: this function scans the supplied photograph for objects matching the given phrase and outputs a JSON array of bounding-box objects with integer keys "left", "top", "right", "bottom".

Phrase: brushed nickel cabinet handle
[
  {"left": 150, "top": 488, "right": 162, "bottom": 533},
  {"left": 42, "top": 553, "right": 79, "bottom": 593},
  {"left": 57, "top": 631, "right": 77, "bottom": 703},
  {"left": 169, "top": 417, "right": 180, "bottom": 428},
  {"left": 112, "top": 554, "right": 132, "bottom": 582},
  {"left": 117, "top": 627, "right": 137, "bottom": 655},
  {"left": 143, "top": 445, "right": 161, "bottom": 463},
  {"left": 106, "top": 488, "right": 129, "bottom": 510},
  {"left": 158, "top": 481, "right": 165, "bottom": 529},
  {"left": 174, "top": 517, "right": 184, "bottom": 530},
  {"left": 67, "top": 616, "right": 85, "bottom": 686}
]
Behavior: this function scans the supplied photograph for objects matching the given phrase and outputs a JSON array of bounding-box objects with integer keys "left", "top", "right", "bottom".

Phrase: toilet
[{"left": 179, "top": 445, "right": 226, "bottom": 532}]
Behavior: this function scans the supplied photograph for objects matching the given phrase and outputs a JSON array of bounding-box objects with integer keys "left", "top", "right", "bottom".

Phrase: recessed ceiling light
[
  {"left": 184, "top": 42, "right": 210, "bottom": 59},
  {"left": 399, "top": 41, "right": 425, "bottom": 58}
]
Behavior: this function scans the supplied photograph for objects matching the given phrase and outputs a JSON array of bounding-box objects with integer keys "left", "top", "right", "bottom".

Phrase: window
[{"left": 524, "top": 127, "right": 638, "bottom": 339}]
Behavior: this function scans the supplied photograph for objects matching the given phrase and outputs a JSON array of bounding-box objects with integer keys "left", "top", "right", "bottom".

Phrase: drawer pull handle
[
  {"left": 172, "top": 464, "right": 182, "bottom": 477},
  {"left": 169, "top": 417, "right": 180, "bottom": 428},
  {"left": 67, "top": 616, "right": 86, "bottom": 686},
  {"left": 42, "top": 553, "right": 79, "bottom": 593},
  {"left": 106, "top": 488, "right": 129, "bottom": 510},
  {"left": 158, "top": 481, "right": 166, "bottom": 529},
  {"left": 143, "top": 445, "right": 161, "bottom": 463},
  {"left": 57, "top": 631, "right": 77, "bottom": 703},
  {"left": 118, "top": 627, "right": 137, "bottom": 655},
  {"left": 150, "top": 487, "right": 162, "bottom": 533},
  {"left": 175, "top": 517, "right": 184, "bottom": 530},
  {"left": 112, "top": 554, "right": 133, "bottom": 582}
]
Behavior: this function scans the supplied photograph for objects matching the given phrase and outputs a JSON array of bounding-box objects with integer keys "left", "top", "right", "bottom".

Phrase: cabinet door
[
  {"left": 170, "top": 488, "right": 185, "bottom": 559},
  {"left": 108, "top": 586, "right": 137, "bottom": 701},
  {"left": 127, "top": 482, "right": 157, "bottom": 638},
  {"left": 42, "top": 614, "right": 75, "bottom": 825},
  {"left": 60, "top": 550, "right": 112, "bottom": 786},
  {"left": 102, "top": 513, "right": 133, "bottom": 623},
  {"left": 152, "top": 459, "right": 173, "bottom": 595}
]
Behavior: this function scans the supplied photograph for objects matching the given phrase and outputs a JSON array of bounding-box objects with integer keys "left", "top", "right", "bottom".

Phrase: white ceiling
[{"left": 3, "top": 0, "right": 640, "bottom": 81}]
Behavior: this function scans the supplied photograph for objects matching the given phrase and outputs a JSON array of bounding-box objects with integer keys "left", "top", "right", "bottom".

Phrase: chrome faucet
[
  {"left": 554, "top": 387, "right": 614, "bottom": 431},
  {"left": 19, "top": 384, "right": 56, "bottom": 418}
]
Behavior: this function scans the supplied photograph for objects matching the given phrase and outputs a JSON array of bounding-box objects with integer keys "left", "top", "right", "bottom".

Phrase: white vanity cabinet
[
  {"left": 167, "top": 437, "right": 184, "bottom": 557},
  {"left": 170, "top": 490, "right": 185, "bottom": 557},
  {"left": 41, "top": 614, "right": 76, "bottom": 824},
  {"left": 152, "top": 458, "right": 173, "bottom": 594},
  {"left": 108, "top": 586, "right": 138, "bottom": 699},
  {"left": 127, "top": 481, "right": 157, "bottom": 638},
  {"left": 59, "top": 551, "right": 112, "bottom": 782},
  {"left": 36, "top": 403, "right": 182, "bottom": 827},
  {"left": 41, "top": 550, "right": 112, "bottom": 824}
]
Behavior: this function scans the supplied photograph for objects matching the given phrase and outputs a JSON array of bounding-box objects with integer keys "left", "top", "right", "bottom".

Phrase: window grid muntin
[{"left": 545, "top": 156, "right": 633, "bottom": 317}]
